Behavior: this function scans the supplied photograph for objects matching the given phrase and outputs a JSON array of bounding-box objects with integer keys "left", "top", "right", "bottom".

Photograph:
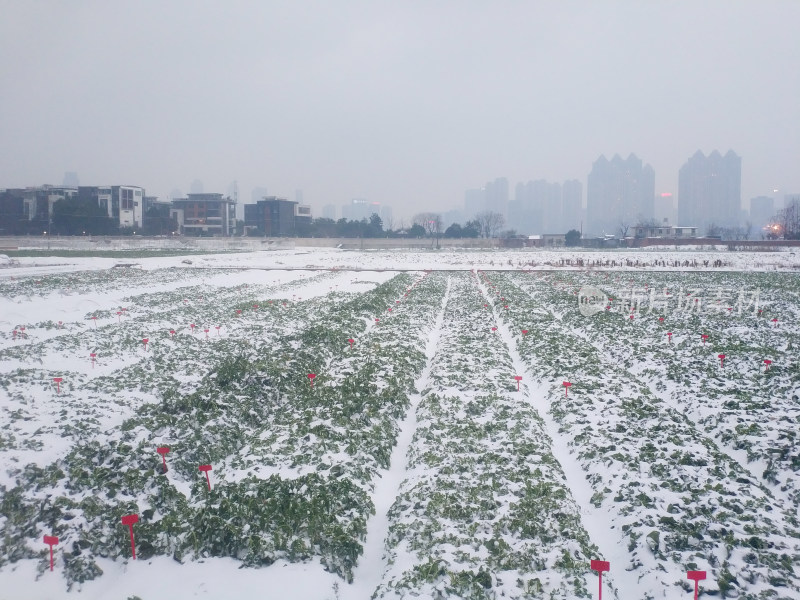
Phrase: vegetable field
[{"left": 0, "top": 257, "right": 798, "bottom": 600}]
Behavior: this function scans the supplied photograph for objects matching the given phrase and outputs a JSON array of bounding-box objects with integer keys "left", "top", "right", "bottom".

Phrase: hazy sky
[{"left": 1, "top": 1, "right": 798, "bottom": 221}]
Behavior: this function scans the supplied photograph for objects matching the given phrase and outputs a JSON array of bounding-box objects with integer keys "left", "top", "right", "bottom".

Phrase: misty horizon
[{"left": 1, "top": 2, "right": 798, "bottom": 223}]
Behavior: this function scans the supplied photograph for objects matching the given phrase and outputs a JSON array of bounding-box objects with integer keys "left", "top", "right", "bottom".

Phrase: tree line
[{"left": 292, "top": 211, "right": 507, "bottom": 239}]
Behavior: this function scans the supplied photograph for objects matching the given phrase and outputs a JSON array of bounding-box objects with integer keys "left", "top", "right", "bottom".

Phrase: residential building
[
  {"left": 0, "top": 188, "right": 26, "bottom": 234},
  {"left": 510, "top": 179, "right": 582, "bottom": 236},
  {"left": 464, "top": 188, "right": 485, "bottom": 218},
  {"left": 379, "top": 205, "right": 393, "bottom": 228},
  {"left": 322, "top": 204, "right": 337, "bottom": 220},
  {"left": 562, "top": 180, "right": 583, "bottom": 232},
  {"left": 632, "top": 224, "right": 698, "bottom": 238},
  {"left": 77, "top": 185, "right": 146, "bottom": 229},
  {"left": 678, "top": 150, "right": 741, "bottom": 233},
  {"left": 587, "top": 154, "right": 655, "bottom": 236},
  {"left": 171, "top": 193, "right": 236, "bottom": 236},
  {"left": 22, "top": 185, "right": 77, "bottom": 224},
  {"left": 342, "top": 198, "right": 377, "bottom": 221},
  {"left": 244, "top": 197, "right": 302, "bottom": 236},
  {"left": 484, "top": 177, "right": 509, "bottom": 220}
]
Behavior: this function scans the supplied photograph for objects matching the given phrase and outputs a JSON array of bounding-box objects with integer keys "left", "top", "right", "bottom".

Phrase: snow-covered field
[{"left": 0, "top": 248, "right": 798, "bottom": 600}]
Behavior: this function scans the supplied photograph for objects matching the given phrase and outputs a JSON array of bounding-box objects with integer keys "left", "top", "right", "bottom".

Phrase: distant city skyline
[{"left": 1, "top": 3, "right": 797, "bottom": 224}]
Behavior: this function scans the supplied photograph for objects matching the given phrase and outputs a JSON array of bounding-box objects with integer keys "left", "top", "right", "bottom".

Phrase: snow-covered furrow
[
  {"left": 485, "top": 271, "right": 800, "bottom": 599},
  {"left": 373, "top": 272, "right": 599, "bottom": 600},
  {"left": 0, "top": 270, "right": 386, "bottom": 483},
  {"left": 0, "top": 271, "right": 453, "bottom": 588},
  {"left": 525, "top": 270, "right": 800, "bottom": 516},
  {"left": 346, "top": 276, "right": 452, "bottom": 600},
  {"left": 475, "top": 274, "right": 637, "bottom": 600}
]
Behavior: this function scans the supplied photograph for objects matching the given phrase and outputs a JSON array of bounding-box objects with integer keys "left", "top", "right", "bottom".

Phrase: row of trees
[
  {"left": 767, "top": 200, "right": 800, "bottom": 240},
  {"left": 291, "top": 211, "right": 507, "bottom": 240}
]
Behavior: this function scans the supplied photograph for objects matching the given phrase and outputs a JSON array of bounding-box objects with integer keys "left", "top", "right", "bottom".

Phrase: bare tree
[
  {"left": 618, "top": 219, "right": 630, "bottom": 238},
  {"left": 413, "top": 212, "right": 443, "bottom": 247},
  {"left": 775, "top": 199, "right": 800, "bottom": 239},
  {"left": 475, "top": 211, "right": 505, "bottom": 238}
]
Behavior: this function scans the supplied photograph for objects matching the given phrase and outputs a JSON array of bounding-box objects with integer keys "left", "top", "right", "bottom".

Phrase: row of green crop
[
  {"left": 485, "top": 271, "right": 800, "bottom": 599},
  {"left": 556, "top": 270, "right": 800, "bottom": 512},
  {"left": 0, "top": 271, "right": 354, "bottom": 451},
  {"left": 375, "top": 272, "right": 598, "bottom": 600},
  {"left": 0, "top": 265, "right": 238, "bottom": 301},
  {"left": 0, "top": 270, "right": 449, "bottom": 588}
]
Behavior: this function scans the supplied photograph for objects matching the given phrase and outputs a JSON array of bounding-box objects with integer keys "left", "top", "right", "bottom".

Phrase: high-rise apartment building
[
  {"left": 561, "top": 180, "right": 583, "bottom": 231},
  {"left": 508, "top": 179, "right": 582, "bottom": 235},
  {"left": 484, "top": 177, "right": 509, "bottom": 220},
  {"left": 587, "top": 154, "right": 655, "bottom": 236},
  {"left": 464, "top": 188, "right": 485, "bottom": 218},
  {"left": 342, "top": 198, "right": 381, "bottom": 221},
  {"left": 678, "top": 150, "right": 741, "bottom": 233},
  {"left": 321, "top": 204, "right": 337, "bottom": 220}
]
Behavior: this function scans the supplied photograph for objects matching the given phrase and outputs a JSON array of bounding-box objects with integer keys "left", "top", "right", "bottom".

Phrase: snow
[{"left": 1, "top": 247, "right": 799, "bottom": 600}]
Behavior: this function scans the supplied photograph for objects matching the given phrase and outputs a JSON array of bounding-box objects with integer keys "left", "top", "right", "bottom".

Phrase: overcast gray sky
[{"left": 1, "top": 1, "right": 798, "bottom": 221}]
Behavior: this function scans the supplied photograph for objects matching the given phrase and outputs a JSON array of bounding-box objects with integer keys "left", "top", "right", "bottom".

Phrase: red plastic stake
[
  {"left": 771, "top": 317, "right": 778, "bottom": 328},
  {"left": 388, "top": 308, "right": 392, "bottom": 312},
  {"left": 764, "top": 359, "right": 772, "bottom": 371},
  {"left": 718, "top": 353, "right": 726, "bottom": 368},
  {"left": 347, "top": 338, "right": 354, "bottom": 349},
  {"left": 204, "top": 328, "right": 209, "bottom": 338},
  {"left": 563, "top": 381, "right": 572, "bottom": 397},
  {"left": 12, "top": 329, "right": 16, "bottom": 340},
  {"left": 491, "top": 327, "right": 497, "bottom": 332},
  {"left": 375, "top": 318, "right": 380, "bottom": 323},
  {"left": 43, "top": 535, "right": 59, "bottom": 571},
  {"left": 169, "top": 329, "right": 175, "bottom": 337},
  {"left": 514, "top": 375, "right": 522, "bottom": 391},
  {"left": 121, "top": 514, "right": 139, "bottom": 559},
  {"left": 687, "top": 571, "right": 706, "bottom": 600},
  {"left": 116, "top": 311, "right": 122, "bottom": 322},
  {"left": 90, "top": 353, "right": 96, "bottom": 368},
  {"left": 236, "top": 309, "right": 242, "bottom": 316},
  {"left": 53, "top": 377, "right": 63, "bottom": 394},
  {"left": 307, "top": 373, "right": 316, "bottom": 388},
  {"left": 190, "top": 323, "right": 196, "bottom": 333},
  {"left": 522, "top": 329, "right": 528, "bottom": 335},
  {"left": 92, "top": 316, "right": 97, "bottom": 327},
  {"left": 215, "top": 326, "right": 221, "bottom": 336},
  {"left": 58, "top": 321, "right": 63, "bottom": 329},
  {"left": 667, "top": 332, "right": 672, "bottom": 344},
  {"left": 701, "top": 334, "right": 709, "bottom": 345},
  {"left": 199, "top": 464, "right": 212, "bottom": 490},
  {"left": 253, "top": 304, "right": 259, "bottom": 310},
  {"left": 659, "top": 317, "right": 664, "bottom": 322},
  {"left": 142, "top": 338, "right": 149, "bottom": 351},
  {"left": 590, "top": 560, "right": 610, "bottom": 600},
  {"left": 157, "top": 447, "right": 170, "bottom": 473}
]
